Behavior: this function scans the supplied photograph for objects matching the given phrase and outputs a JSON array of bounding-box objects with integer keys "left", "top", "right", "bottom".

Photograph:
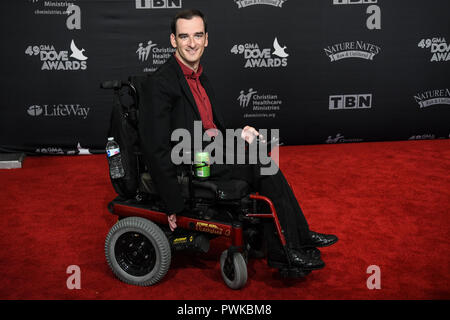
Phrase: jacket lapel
[
  {"left": 200, "top": 74, "right": 226, "bottom": 131},
  {"left": 169, "top": 56, "right": 201, "bottom": 120}
]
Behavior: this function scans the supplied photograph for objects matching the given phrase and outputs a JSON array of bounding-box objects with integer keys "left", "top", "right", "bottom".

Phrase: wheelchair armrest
[{"left": 191, "top": 180, "right": 218, "bottom": 194}]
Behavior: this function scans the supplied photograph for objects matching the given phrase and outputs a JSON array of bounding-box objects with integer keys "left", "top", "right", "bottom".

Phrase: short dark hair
[{"left": 171, "top": 9, "right": 207, "bottom": 35}]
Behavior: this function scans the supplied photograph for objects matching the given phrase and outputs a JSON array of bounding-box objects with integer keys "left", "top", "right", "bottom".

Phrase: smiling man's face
[{"left": 170, "top": 16, "right": 208, "bottom": 72}]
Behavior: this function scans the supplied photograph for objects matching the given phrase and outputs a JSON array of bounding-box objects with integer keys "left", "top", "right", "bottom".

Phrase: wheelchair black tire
[
  {"left": 220, "top": 250, "right": 248, "bottom": 290},
  {"left": 105, "top": 217, "right": 171, "bottom": 286}
]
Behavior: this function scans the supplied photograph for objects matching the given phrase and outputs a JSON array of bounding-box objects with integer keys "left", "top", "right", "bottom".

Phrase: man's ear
[
  {"left": 205, "top": 32, "right": 208, "bottom": 47},
  {"left": 170, "top": 33, "right": 177, "bottom": 48}
]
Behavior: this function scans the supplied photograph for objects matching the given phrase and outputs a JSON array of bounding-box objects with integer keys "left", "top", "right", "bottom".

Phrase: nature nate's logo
[
  {"left": 234, "top": 0, "right": 287, "bottom": 8},
  {"left": 25, "top": 40, "right": 88, "bottom": 71},
  {"left": 417, "top": 38, "right": 450, "bottom": 62},
  {"left": 324, "top": 41, "right": 381, "bottom": 62},
  {"left": 136, "top": 40, "right": 175, "bottom": 72},
  {"left": 231, "top": 37, "right": 289, "bottom": 68},
  {"left": 414, "top": 89, "right": 450, "bottom": 108}
]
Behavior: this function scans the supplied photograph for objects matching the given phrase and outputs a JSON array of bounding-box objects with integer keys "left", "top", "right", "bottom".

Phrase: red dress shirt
[{"left": 175, "top": 55, "right": 218, "bottom": 136}]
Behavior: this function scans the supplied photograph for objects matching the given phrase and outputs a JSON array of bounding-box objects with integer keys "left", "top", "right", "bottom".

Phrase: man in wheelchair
[{"left": 103, "top": 9, "right": 337, "bottom": 290}]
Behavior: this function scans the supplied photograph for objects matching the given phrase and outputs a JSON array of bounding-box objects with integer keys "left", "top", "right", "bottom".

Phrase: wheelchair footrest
[{"left": 279, "top": 267, "right": 311, "bottom": 278}]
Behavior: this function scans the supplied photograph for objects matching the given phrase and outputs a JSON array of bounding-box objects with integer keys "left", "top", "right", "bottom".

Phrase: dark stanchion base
[{"left": 0, "top": 152, "right": 25, "bottom": 169}]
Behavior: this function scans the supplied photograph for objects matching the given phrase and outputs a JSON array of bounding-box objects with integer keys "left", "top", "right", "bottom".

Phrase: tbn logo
[{"left": 135, "top": 0, "right": 182, "bottom": 9}]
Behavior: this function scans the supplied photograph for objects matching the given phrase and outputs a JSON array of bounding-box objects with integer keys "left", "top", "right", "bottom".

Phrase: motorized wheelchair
[{"left": 100, "top": 75, "right": 307, "bottom": 290}]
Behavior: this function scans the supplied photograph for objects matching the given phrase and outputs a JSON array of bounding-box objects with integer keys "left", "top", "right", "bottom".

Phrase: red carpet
[{"left": 0, "top": 140, "right": 449, "bottom": 300}]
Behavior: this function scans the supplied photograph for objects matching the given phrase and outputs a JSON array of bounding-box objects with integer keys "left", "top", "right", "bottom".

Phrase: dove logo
[
  {"left": 272, "top": 38, "right": 288, "bottom": 58},
  {"left": 70, "top": 40, "right": 88, "bottom": 61},
  {"left": 230, "top": 37, "right": 288, "bottom": 68}
]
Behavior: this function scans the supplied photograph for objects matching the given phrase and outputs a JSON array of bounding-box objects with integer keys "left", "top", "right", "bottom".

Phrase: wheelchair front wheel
[
  {"left": 220, "top": 249, "right": 248, "bottom": 290},
  {"left": 105, "top": 216, "right": 171, "bottom": 286}
]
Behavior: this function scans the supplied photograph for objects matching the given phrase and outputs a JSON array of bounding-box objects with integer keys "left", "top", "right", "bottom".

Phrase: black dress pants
[{"left": 210, "top": 161, "right": 311, "bottom": 259}]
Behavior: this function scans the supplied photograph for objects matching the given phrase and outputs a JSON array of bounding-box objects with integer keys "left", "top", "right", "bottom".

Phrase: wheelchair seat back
[{"left": 106, "top": 75, "right": 150, "bottom": 199}]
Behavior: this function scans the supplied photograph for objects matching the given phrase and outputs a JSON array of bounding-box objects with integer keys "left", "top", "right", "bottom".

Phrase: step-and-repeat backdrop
[{"left": 1, "top": 0, "right": 449, "bottom": 155}]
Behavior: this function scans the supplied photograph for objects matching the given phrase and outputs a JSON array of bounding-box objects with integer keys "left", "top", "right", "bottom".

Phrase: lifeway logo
[
  {"left": 234, "top": 0, "right": 287, "bottom": 8},
  {"left": 135, "top": 0, "right": 181, "bottom": 9},
  {"left": 414, "top": 88, "right": 450, "bottom": 108},
  {"left": 324, "top": 41, "right": 381, "bottom": 62},
  {"left": 136, "top": 40, "right": 175, "bottom": 72},
  {"left": 25, "top": 40, "right": 88, "bottom": 71},
  {"left": 238, "top": 88, "right": 282, "bottom": 119},
  {"left": 418, "top": 38, "right": 450, "bottom": 62},
  {"left": 231, "top": 37, "right": 288, "bottom": 68},
  {"left": 329, "top": 94, "right": 372, "bottom": 110},
  {"left": 27, "top": 104, "right": 90, "bottom": 119}
]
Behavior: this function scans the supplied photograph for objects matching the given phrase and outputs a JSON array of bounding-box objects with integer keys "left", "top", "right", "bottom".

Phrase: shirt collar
[{"left": 174, "top": 54, "right": 203, "bottom": 80}]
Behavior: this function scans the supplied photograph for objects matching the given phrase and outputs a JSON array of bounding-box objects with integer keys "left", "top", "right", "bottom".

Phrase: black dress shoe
[
  {"left": 289, "top": 249, "right": 325, "bottom": 270},
  {"left": 304, "top": 247, "right": 321, "bottom": 260},
  {"left": 305, "top": 231, "right": 338, "bottom": 248},
  {"left": 268, "top": 249, "right": 325, "bottom": 270}
]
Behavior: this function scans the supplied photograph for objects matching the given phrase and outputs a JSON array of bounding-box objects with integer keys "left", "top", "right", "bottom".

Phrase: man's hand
[
  {"left": 168, "top": 214, "right": 177, "bottom": 231},
  {"left": 241, "top": 125, "right": 264, "bottom": 144}
]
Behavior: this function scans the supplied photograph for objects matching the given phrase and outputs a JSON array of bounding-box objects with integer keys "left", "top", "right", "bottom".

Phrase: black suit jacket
[{"left": 139, "top": 55, "right": 226, "bottom": 214}]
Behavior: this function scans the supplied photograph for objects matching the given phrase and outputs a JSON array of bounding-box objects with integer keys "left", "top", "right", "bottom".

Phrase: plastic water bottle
[{"left": 106, "top": 137, "right": 125, "bottom": 179}]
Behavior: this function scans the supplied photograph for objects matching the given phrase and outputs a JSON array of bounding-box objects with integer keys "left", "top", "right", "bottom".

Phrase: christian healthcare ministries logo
[
  {"left": 238, "top": 88, "right": 282, "bottom": 118},
  {"left": 27, "top": 104, "right": 90, "bottom": 119},
  {"left": 231, "top": 38, "right": 288, "bottom": 68},
  {"left": 136, "top": 40, "right": 175, "bottom": 72},
  {"left": 414, "top": 89, "right": 450, "bottom": 108},
  {"left": 234, "top": 0, "right": 287, "bottom": 8},
  {"left": 135, "top": 0, "right": 181, "bottom": 9},
  {"left": 417, "top": 38, "right": 450, "bottom": 62},
  {"left": 324, "top": 41, "right": 381, "bottom": 62},
  {"left": 25, "top": 40, "right": 88, "bottom": 71},
  {"left": 326, "top": 133, "right": 363, "bottom": 144}
]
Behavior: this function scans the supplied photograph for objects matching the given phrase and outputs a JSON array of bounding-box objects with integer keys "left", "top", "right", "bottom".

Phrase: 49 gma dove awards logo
[
  {"left": 231, "top": 37, "right": 289, "bottom": 68},
  {"left": 417, "top": 37, "right": 450, "bottom": 62},
  {"left": 25, "top": 40, "right": 88, "bottom": 71}
]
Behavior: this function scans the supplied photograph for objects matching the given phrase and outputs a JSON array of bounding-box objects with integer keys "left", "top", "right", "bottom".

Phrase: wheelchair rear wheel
[
  {"left": 220, "top": 249, "right": 248, "bottom": 290},
  {"left": 105, "top": 217, "right": 171, "bottom": 286}
]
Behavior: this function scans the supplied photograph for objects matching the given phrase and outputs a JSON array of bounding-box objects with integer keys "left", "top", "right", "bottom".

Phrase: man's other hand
[
  {"left": 241, "top": 125, "right": 264, "bottom": 144},
  {"left": 168, "top": 214, "right": 177, "bottom": 231}
]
